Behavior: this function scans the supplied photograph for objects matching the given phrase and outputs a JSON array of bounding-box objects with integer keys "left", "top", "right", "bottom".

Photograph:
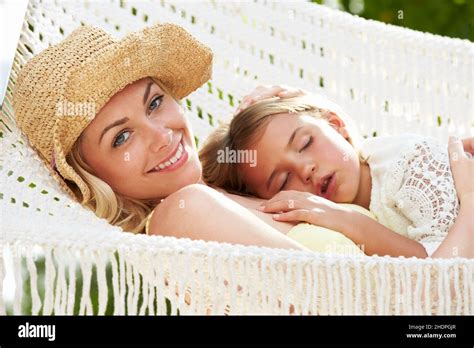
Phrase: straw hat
[{"left": 12, "top": 23, "right": 213, "bottom": 203}]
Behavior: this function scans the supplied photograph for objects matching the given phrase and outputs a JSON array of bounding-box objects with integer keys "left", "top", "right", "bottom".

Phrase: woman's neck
[{"left": 352, "top": 162, "right": 372, "bottom": 210}]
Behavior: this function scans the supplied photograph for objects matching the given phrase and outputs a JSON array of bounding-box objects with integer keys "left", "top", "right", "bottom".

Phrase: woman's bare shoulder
[
  {"left": 212, "top": 187, "right": 265, "bottom": 209},
  {"left": 148, "top": 183, "right": 294, "bottom": 237},
  {"left": 213, "top": 188, "right": 295, "bottom": 235},
  {"left": 147, "top": 184, "right": 300, "bottom": 249},
  {"left": 148, "top": 184, "right": 228, "bottom": 236}
]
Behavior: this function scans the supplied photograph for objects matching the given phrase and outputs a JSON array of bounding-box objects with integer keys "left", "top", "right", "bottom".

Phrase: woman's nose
[{"left": 148, "top": 125, "right": 173, "bottom": 153}]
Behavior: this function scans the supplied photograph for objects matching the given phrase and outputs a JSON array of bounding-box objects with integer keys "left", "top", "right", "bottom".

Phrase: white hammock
[{"left": 1, "top": 0, "right": 473, "bottom": 315}]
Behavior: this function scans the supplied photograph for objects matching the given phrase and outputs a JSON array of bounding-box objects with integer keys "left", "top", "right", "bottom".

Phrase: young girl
[{"left": 199, "top": 86, "right": 474, "bottom": 258}]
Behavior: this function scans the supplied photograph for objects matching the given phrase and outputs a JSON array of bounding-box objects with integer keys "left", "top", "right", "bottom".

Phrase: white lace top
[{"left": 360, "top": 134, "right": 459, "bottom": 256}]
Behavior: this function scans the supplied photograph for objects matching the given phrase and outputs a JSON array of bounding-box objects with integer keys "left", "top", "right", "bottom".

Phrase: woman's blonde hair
[
  {"left": 199, "top": 95, "right": 363, "bottom": 196},
  {"left": 65, "top": 78, "right": 175, "bottom": 234},
  {"left": 66, "top": 140, "right": 158, "bottom": 234}
]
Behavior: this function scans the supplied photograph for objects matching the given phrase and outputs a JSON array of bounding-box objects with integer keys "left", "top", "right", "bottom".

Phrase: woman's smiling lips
[{"left": 147, "top": 137, "right": 189, "bottom": 174}]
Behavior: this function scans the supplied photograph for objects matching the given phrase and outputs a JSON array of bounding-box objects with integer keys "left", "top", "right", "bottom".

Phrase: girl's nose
[
  {"left": 148, "top": 125, "right": 173, "bottom": 153},
  {"left": 303, "top": 163, "right": 317, "bottom": 184}
]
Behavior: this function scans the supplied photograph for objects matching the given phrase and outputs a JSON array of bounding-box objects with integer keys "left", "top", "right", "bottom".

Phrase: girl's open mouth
[{"left": 320, "top": 173, "right": 336, "bottom": 200}]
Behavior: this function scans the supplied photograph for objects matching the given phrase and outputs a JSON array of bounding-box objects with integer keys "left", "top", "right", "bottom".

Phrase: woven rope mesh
[{"left": 1, "top": 0, "right": 473, "bottom": 315}]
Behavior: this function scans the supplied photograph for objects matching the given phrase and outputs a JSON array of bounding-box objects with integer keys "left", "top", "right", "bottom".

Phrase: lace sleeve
[{"left": 391, "top": 138, "right": 460, "bottom": 255}]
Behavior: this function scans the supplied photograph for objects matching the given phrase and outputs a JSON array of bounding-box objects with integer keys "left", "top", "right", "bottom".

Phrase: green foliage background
[{"left": 312, "top": 0, "right": 473, "bottom": 41}]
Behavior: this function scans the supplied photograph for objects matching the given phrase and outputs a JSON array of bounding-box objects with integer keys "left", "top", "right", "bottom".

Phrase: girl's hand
[
  {"left": 234, "top": 84, "right": 308, "bottom": 115},
  {"left": 449, "top": 136, "right": 474, "bottom": 205},
  {"left": 258, "top": 190, "right": 353, "bottom": 233}
]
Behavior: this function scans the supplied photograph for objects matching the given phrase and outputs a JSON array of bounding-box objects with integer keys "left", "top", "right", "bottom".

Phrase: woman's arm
[
  {"left": 431, "top": 136, "right": 474, "bottom": 258},
  {"left": 462, "top": 137, "right": 474, "bottom": 155},
  {"left": 148, "top": 184, "right": 308, "bottom": 251},
  {"left": 431, "top": 199, "right": 474, "bottom": 258}
]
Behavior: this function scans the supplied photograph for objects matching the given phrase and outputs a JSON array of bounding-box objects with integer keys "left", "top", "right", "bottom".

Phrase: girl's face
[
  {"left": 239, "top": 112, "right": 361, "bottom": 202},
  {"left": 79, "top": 77, "right": 201, "bottom": 200}
]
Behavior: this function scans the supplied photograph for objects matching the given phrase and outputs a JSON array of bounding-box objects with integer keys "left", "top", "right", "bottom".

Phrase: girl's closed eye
[
  {"left": 277, "top": 136, "right": 313, "bottom": 190},
  {"left": 299, "top": 135, "right": 313, "bottom": 152},
  {"left": 277, "top": 136, "right": 312, "bottom": 191}
]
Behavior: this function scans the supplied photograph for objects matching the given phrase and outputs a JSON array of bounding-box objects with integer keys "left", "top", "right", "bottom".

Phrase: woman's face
[
  {"left": 79, "top": 77, "right": 201, "bottom": 200},
  {"left": 239, "top": 112, "right": 361, "bottom": 202}
]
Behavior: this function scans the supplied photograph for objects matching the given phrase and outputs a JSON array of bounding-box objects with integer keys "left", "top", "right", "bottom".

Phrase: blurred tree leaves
[{"left": 312, "top": 0, "right": 473, "bottom": 41}]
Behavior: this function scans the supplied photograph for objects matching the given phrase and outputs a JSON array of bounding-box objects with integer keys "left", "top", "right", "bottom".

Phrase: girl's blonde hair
[
  {"left": 199, "top": 95, "right": 363, "bottom": 196},
  {"left": 65, "top": 78, "right": 174, "bottom": 234}
]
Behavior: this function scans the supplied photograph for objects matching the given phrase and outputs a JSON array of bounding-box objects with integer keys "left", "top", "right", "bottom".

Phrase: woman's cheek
[{"left": 118, "top": 145, "right": 144, "bottom": 172}]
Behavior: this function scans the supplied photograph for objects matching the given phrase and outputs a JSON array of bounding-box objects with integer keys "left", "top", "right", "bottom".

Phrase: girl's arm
[
  {"left": 195, "top": 187, "right": 428, "bottom": 257},
  {"left": 148, "top": 184, "right": 308, "bottom": 251},
  {"left": 260, "top": 190, "right": 427, "bottom": 257},
  {"left": 220, "top": 191, "right": 410, "bottom": 257},
  {"left": 344, "top": 212, "right": 427, "bottom": 257}
]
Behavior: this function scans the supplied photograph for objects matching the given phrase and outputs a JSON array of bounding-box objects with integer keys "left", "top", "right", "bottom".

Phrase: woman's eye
[
  {"left": 149, "top": 95, "right": 164, "bottom": 113},
  {"left": 299, "top": 136, "right": 313, "bottom": 153},
  {"left": 113, "top": 130, "right": 131, "bottom": 148}
]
